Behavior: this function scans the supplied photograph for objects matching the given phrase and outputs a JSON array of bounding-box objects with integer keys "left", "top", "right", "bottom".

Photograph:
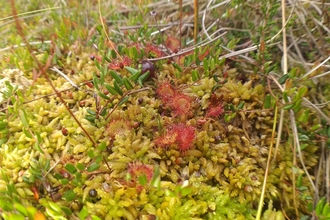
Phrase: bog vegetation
[{"left": 0, "top": 0, "right": 330, "bottom": 220}]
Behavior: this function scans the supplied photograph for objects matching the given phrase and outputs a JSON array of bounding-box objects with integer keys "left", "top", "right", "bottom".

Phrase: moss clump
[{"left": 0, "top": 42, "right": 318, "bottom": 219}]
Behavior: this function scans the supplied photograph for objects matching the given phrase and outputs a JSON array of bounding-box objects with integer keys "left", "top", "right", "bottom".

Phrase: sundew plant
[{"left": 0, "top": 0, "right": 330, "bottom": 219}]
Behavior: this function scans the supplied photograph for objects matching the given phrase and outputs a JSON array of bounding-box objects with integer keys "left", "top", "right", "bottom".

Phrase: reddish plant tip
[
  {"left": 156, "top": 123, "right": 196, "bottom": 152},
  {"left": 169, "top": 93, "right": 192, "bottom": 116},
  {"left": 155, "top": 130, "right": 178, "bottom": 148},
  {"left": 145, "top": 43, "right": 164, "bottom": 58},
  {"left": 107, "top": 119, "right": 131, "bottom": 138},
  {"left": 128, "top": 162, "right": 154, "bottom": 183},
  {"left": 206, "top": 105, "right": 224, "bottom": 118},
  {"left": 171, "top": 123, "right": 196, "bottom": 152},
  {"left": 156, "top": 81, "right": 176, "bottom": 102},
  {"left": 108, "top": 56, "right": 132, "bottom": 70},
  {"left": 165, "top": 36, "right": 180, "bottom": 53}
]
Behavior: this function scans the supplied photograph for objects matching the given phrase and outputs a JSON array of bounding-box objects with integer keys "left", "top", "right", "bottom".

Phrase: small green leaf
[
  {"left": 100, "top": 66, "right": 107, "bottom": 85},
  {"left": 173, "top": 63, "right": 182, "bottom": 72},
  {"left": 213, "top": 75, "right": 220, "bottom": 83},
  {"left": 0, "top": 138, "right": 7, "bottom": 145},
  {"left": 97, "top": 142, "right": 107, "bottom": 151},
  {"left": 264, "top": 94, "right": 272, "bottom": 109},
  {"left": 297, "top": 86, "right": 308, "bottom": 98},
  {"left": 229, "top": 104, "right": 235, "bottom": 111},
  {"left": 278, "top": 74, "right": 290, "bottom": 84},
  {"left": 94, "top": 59, "right": 101, "bottom": 70},
  {"left": 76, "top": 163, "right": 85, "bottom": 171},
  {"left": 151, "top": 166, "right": 160, "bottom": 189},
  {"left": 110, "top": 50, "right": 117, "bottom": 59},
  {"left": 298, "top": 134, "right": 310, "bottom": 142},
  {"left": 191, "top": 69, "right": 199, "bottom": 82},
  {"left": 0, "top": 199, "right": 14, "bottom": 212},
  {"left": 5, "top": 214, "right": 25, "bottom": 220},
  {"left": 237, "top": 101, "right": 245, "bottom": 110},
  {"left": 0, "top": 121, "right": 7, "bottom": 130},
  {"left": 60, "top": 178, "right": 70, "bottom": 185},
  {"left": 114, "top": 81, "right": 123, "bottom": 96},
  {"left": 211, "top": 84, "right": 222, "bottom": 92},
  {"left": 36, "top": 132, "right": 42, "bottom": 144},
  {"left": 87, "top": 150, "right": 95, "bottom": 159},
  {"left": 123, "top": 77, "right": 133, "bottom": 90},
  {"left": 65, "top": 164, "right": 77, "bottom": 174},
  {"left": 78, "top": 206, "right": 89, "bottom": 220},
  {"left": 224, "top": 114, "right": 230, "bottom": 122},
  {"left": 138, "top": 174, "right": 147, "bottom": 186},
  {"left": 128, "top": 71, "right": 141, "bottom": 82},
  {"left": 74, "top": 171, "right": 82, "bottom": 178},
  {"left": 54, "top": 173, "right": 63, "bottom": 179},
  {"left": 180, "top": 186, "right": 193, "bottom": 196},
  {"left": 137, "top": 71, "right": 150, "bottom": 86},
  {"left": 203, "top": 58, "right": 209, "bottom": 71},
  {"left": 14, "top": 203, "right": 28, "bottom": 216},
  {"left": 34, "top": 142, "right": 44, "bottom": 154},
  {"left": 307, "top": 202, "right": 314, "bottom": 212},
  {"left": 299, "top": 144, "right": 308, "bottom": 151},
  {"left": 125, "top": 66, "right": 139, "bottom": 75},
  {"left": 322, "top": 203, "right": 330, "bottom": 217},
  {"left": 104, "top": 84, "right": 118, "bottom": 95},
  {"left": 316, "top": 198, "right": 326, "bottom": 216},
  {"left": 227, "top": 38, "right": 238, "bottom": 49},
  {"left": 61, "top": 206, "right": 73, "bottom": 216},
  {"left": 62, "top": 190, "right": 76, "bottom": 202},
  {"left": 93, "top": 76, "right": 100, "bottom": 91},
  {"left": 118, "top": 96, "right": 130, "bottom": 107},
  {"left": 44, "top": 159, "right": 50, "bottom": 170},
  {"left": 86, "top": 109, "right": 96, "bottom": 115},
  {"left": 151, "top": 176, "right": 160, "bottom": 189},
  {"left": 91, "top": 215, "right": 102, "bottom": 220},
  {"left": 85, "top": 115, "right": 96, "bottom": 123},
  {"left": 100, "top": 108, "right": 107, "bottom": 116},
  {"left": 282, "top": 103, "right": 295, "bottom": 110},
  {"left": 97, "top": 91, "right": 110, "bottom": 100},
  {"left": 165, "top": 189, "right": 175, "bottom": 196},
  {"left": 23, "top": 128, "right": 33, "bottom": 138},
  {"left": 94, "top": 154, "right": 103, "bottom": 163},
  {"left": 20, "top": 109, "right": 29, "bottom": 127},
  {"left": 110, "top": 70, "right": 123, "bottom": 84},
  {"left": 210, "top": 58, "right": 215, "bottom": 70},
  {"left": 296, "top": 174, "right": 303, "bottom": 188},
  {"left": 87, "top": 163, "right": 100, "bottom": 172},
  {"left": 49, "top": 201, "right": 62, "bottom": 213}
]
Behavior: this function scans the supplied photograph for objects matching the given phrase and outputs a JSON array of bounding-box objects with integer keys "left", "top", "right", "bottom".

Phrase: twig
[
  {"left": 297, "top": 55, "right": 330, "bottom": 81},
  {"left": 49, "top": 67, "right": 79, "bottom": 89}
]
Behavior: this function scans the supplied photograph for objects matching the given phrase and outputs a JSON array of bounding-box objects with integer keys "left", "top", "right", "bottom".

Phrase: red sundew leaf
[
  {"left": 107, "top": 119, "right": 131, "bottom": 138},
  {"left": 206, "top": 105, "right": 224, "bottom": 118},
  {"left": 171, "top": 123, "right": 195, "bottom": 152},
  {"left": 209, "top": 94, "right": 223, "bottom": 106},
  {"left": 169, "top": 93, "right": 192, "bottom": 116},
  {"left": 128, "top": 162, "right": 154, "bottom": 182},
  {"left": 157, "top": 81, "right": 176, "bottom": 102},
  {"left": 108, "top": 60, "right": 121, "bottom": 70},
  {"left": 155, "top": 130, "right": 178, "bottom": 147},
  {"left": 145, "top": 44, "right": 164, "bottom": 58},
  {"left": 108, "top": 56, "right": 132, "bottom": 70},
  {"left": 165, "top": 36, "right": 180, "bottom": 53},
  {"left": 122, "top": 56, "right": 133, "bottom": 67}
]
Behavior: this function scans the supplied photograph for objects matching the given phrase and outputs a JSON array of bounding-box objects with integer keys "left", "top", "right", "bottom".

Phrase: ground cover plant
[{"left": 0, "top": 0, "right": 330, "bottom": 219}]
